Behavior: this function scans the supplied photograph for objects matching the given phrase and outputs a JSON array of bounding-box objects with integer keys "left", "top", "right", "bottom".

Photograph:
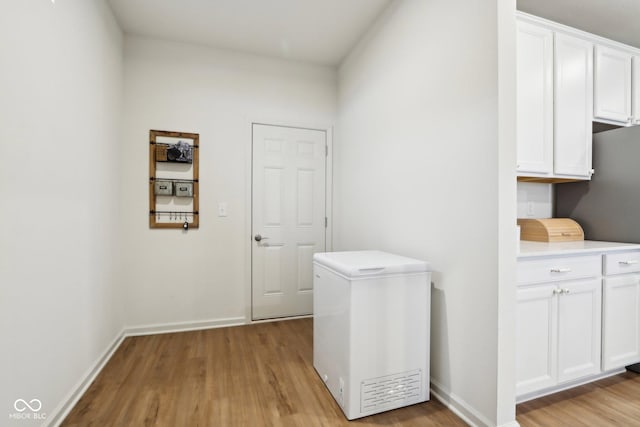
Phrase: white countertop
[{"left": 518, "top": 240, "right": 640, "bottom": 259}]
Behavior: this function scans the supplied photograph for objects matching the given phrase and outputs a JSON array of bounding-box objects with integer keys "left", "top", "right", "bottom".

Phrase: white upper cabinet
[
  {"left": 594, "top": 45, "right": 633, "bottom": 124},
  {"left": 634, "top": 56, "right": 640, "bottom": 125},
  {"left": 516, "top": 12, "right": 640, "bottom": 181},
  {"left": 554, "top": 33, "right": 593, "bottom": 178},
  {"left": 516, "top": 21, "right": 553, "bottom": 175}
]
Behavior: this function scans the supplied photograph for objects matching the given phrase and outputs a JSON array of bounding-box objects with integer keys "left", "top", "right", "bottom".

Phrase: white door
[
  {"left": 554, "top": 33, "right": 593, "bottom": 178},
  {"left": 557, "top": 278, "right": 602, "bottom": 384},
  {"left": 252, "top": 124, "right": 327, "bottom": 320},
  {"left": 516, "top": 283, "right": 558, "bottom": 396},
  {"left": 516, "top": 21, "right": 553, "bottom": 175},
  {"left": 603, "top": 275, "right": 640, "bottom": 370},
  {"left": 594, "top": 45, "right": 632, "bottom": 124}
]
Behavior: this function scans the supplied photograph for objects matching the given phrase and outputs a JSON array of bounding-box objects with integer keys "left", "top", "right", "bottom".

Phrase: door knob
[{"left": 254, "top": 234, "right": 269, "bottom": 242}]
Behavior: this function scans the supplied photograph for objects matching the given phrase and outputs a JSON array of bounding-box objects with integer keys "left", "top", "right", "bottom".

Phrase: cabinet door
[
  {"left": 633, "top": 56, "right": 640, "bottom": 125},
  {"left": 516, "top": 21, "right": 553, "bottom": 175},
  {"left": 516, "top": 284, "right": 558, "bottom": 396},
  {"left": 603, "top": 275, "right": 640, "bottom": 370},
  {"left": 594, "top": 45, "right": 633, "bottom": 124},
  {"left": 554, "top": 34, "right": 593, "bottom": 178},
  {"left": 557, "top": 278, "right": 602, "bottom": 384}
]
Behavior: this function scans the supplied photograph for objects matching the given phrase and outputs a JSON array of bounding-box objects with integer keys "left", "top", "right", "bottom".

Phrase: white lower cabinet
[
  {"left": 516, "top": 284, "right": 557, "bottom": 395},
  {"left": 518, "top": 245, "right": 640, "bottom": 400},
  {"left": 556, "top": 279, "right": 602, "bottom": 383},
  {"left": 602, "top": 274, "right": 640, "bottom": 370},
  {"left": 516, "top": 278, "right": 601, "bottom": 396}
]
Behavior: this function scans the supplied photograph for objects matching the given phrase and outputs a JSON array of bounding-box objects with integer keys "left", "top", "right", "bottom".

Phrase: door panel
[
  {"left": 263, "top": 168, "right": 283, "bottom": 225},
  {"left": 554, "top": 33, "right": 593, "bottom": 177},
  {"left": 516, "top": 21, "right": 553, "bottom": 175},
  {"left": 264, "top": 245, "right": 284, "bottom": 294},
  {"left": 594, "top": 45, "right": 632, "bottom": 123},
  {"left": 296, "top": 169, "right": 315, "bottom": 225},
  {"left": 516, "top": 284, "right": 558, "bottom": 396},
  {"left": 557, "top": 278, "right": 602, "bottom": 383},
  {"left": 603, "top": 275, "right": 640, "bottom": 370},
  {"left": 297, "top": 244, "right": 315, "bottom": 292},
  {"left": 252, "top": 124, "right": 326, "bottom": 320}
]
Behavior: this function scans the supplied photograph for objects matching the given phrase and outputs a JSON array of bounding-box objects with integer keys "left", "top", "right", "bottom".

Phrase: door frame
[{"left": 244, "top": 119, "right": 333, "bottom": 323}]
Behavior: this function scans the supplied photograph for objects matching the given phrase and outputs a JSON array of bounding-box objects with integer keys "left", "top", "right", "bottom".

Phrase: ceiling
[
  {"left": 109, "top": 1, "right": 640, "bottom": 66},
  {"left": 108, "top": 0, "right": 391, "bottom": 66},
  {"left": 518, "top": 0, "right": 640, "bottom": 49}
]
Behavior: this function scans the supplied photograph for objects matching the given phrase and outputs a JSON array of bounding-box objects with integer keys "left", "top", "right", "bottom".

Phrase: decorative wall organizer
[{"left": 149, "top": 130, "right": 199, "bottom": 229}]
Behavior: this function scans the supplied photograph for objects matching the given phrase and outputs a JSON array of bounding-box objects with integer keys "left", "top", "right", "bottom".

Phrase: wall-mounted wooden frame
[{"left": 149, "top": 130, "right": 200, "bottom": 229}]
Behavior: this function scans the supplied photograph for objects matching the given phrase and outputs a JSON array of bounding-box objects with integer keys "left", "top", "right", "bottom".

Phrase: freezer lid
[{"left": 313, "top": 251, "right": 430, "bottom": 278}]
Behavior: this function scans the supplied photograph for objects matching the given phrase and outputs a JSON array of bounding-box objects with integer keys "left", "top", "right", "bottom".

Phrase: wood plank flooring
[
  {"left": 63, "top": 317, "right": 640, "bottom": 426},
  {"left": 62, "top": 318, "right": 465, "bottom": 426},
  {"left": 517, "top": 371, "right": 640, "bottom": 427}
]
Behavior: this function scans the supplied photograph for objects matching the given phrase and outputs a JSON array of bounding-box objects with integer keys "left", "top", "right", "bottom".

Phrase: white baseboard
[
  {"left": 45, "top": 329, "right": 126, "bottom": 427},
  {"left": 431, "top": 380, "right": 519, "bottom": 427},
  {"left": 45, "top": 316, "right": 247, "bottom": 426},
  {"left": 124, "top": 316, "right": 246, "bottom": 337},
  {"left": 516, "top": 368, "right": 626, "bottom": 404},
  {"left": 250, "top": 314, "right": 312, "bottom": 324}
]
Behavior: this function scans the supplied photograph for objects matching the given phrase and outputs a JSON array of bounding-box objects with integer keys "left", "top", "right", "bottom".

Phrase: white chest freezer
[{"left": 313, "top": 250, "right": 431, "bottom": 420}]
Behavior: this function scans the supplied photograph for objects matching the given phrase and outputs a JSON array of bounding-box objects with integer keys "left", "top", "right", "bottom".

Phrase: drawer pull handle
[
  {"left": 550, "top": 268, "right": 571, "bottom": 273},
  {"left": 619, "top": 260, "right": 639, "bottom": 265},
  {"left": 553, "top": 288, "right": 562, "bottom": 295},
  {"left": 562, "top": 288, "right": 570, "bottom": 294}
]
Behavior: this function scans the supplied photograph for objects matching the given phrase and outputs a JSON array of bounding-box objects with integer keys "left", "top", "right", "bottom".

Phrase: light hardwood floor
[
  {"left": 62, "top": 318, "right": 465, "bottom": 426},
  {"left": 62, "top": 318, "right": 640, "bottom": 426},
  {"left": 517, "top": 371, "right": 640, "bottom": 426}
]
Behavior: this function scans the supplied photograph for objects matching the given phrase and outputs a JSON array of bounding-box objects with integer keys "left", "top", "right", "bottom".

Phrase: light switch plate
[
  {"left": 218, "top": 202, "right": 228, "bottom": 217},
  {"left": 527, "top": 201, "right": 535, "bottom": 217}
]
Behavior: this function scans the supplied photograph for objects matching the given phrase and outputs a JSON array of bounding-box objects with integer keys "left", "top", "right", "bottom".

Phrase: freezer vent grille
[{"left": 361, "top": 369, "right": 422, "bottom": 413}]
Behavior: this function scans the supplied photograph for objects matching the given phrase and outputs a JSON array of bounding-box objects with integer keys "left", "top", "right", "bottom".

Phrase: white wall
[
  {"left": 120, "top": 36, "right": 337, "bottom": 328},
  {"left": 517, "top": 182, "right": 553, "bottom": 218},
  {"left": 335, "top": 1, "right": 517, "bottom": 426},
  {"left": 0, "top": 1, "right": 123, "bottom": 425}
]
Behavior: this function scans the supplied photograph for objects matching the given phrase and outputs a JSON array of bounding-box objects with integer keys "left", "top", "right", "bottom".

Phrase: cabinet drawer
[
  {"left": 518, "top": 254, "right": 601, "bottom": 285},
  {"left": 604, "top": 250, "right": 640, "bottom": 276}
]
